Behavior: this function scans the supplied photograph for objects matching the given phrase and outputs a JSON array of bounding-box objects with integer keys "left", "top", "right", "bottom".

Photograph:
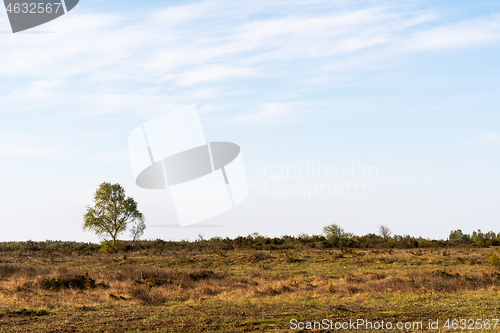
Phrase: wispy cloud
[
  {"left": 400, "top": 15, "right": 500, "bottom": 51},
  {"left": 1, "top": 1, "right": 500, "bottom": 127},
  {"left": 2, "top": 2, "right": 495, "bottom": 82}
]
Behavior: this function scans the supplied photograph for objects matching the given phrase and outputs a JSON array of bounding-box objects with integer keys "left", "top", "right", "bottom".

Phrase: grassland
[{"left": 1, "top": 242, "right": 500, "bottom": 332}]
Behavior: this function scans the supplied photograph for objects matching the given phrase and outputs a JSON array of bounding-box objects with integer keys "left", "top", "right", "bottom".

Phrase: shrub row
[{"left": 1, "top": 229, "right": 500, "bottom": 254}]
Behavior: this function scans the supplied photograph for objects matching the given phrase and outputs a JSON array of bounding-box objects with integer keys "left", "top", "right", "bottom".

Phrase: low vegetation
[{"left": 1, "top": 230, "right": 500, "bottom": 332}]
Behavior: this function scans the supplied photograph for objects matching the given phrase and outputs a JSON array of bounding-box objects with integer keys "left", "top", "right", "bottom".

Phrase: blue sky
[{"left": 1, "top": 0, "right": 500, "bottom": 242}]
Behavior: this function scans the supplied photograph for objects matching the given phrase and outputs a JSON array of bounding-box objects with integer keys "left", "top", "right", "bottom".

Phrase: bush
[
  {"left": 38, "top": 274, "right": 96, "bottom": 291},
  {"left": 7, "top": 308, "right": 49, "bottom": 317},
  {"left": 0, "top": 264, "right": 19, "bottom": 279},
  {"left": 99, "top": 240, "right": 124, "bottom": 253},
  {"left": 487, "top": 252, "right": 500, "bottom": 267},
  {"left": 188, "top": 269, "right": 219, "bottom": 281},
  {"left": 128, "top": 286, "right": 168, "bottom": 305},
  {"left": 132, "top": 275, "right": 172, "bottom": 289}
]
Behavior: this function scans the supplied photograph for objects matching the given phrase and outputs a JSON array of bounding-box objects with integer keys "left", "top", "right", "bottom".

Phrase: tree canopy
[
  {"left": 83, "top": 182, "right": 145, "bottom": 246},
  {"left": 322, "top": 224, "right": 353, "bottom": 240}
]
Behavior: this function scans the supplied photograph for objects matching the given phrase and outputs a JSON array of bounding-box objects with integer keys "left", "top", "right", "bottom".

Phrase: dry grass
[{"left": 1, "top": 247, "right": 500, "bottom": 332}]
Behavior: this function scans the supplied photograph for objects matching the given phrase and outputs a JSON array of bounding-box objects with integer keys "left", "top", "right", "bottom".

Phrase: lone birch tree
[{"left": 83, "top": 182, "right": 145, "bottom": 246}]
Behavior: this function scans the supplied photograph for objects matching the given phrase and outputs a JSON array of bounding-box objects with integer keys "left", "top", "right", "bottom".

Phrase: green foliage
[
  {"left": 322, "top": 224, "right": 346, "bottom": 239},
  {"left": 99, "top": 240, "right": 124, "bottom": 253},
  {"left": 83, "top": 182, "right": 145, "bottom": 245},
  {"left": 487, "top": 252, "right": 500, "bottom": 267},
  {"left": 449, "top": 229, "right": 465, "bottom": 242},
  {"left": 4, "top": 227, "right": 500, "bottom": 256},
  {"left": 322, "top": 224, "right": 354, "bottom": 247},
  {"left": 449, "top": 229, "right": 498, "bottom": 245}
]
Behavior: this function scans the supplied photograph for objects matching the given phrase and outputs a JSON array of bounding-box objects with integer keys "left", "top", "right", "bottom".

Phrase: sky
[{"left": 1, "top": 0, "right": 500, "bottom": 242}]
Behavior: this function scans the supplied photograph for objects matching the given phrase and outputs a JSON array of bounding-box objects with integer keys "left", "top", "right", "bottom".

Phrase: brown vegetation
[{"left": 1, "top": 243, "right": 500, "bottom": 332}]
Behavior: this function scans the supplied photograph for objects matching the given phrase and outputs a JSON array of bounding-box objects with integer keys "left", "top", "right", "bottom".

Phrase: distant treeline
[
  {"left": 0, "top": 229, "right": 498, "bottom": 254},
  {"left": 448, "top": 229, "right": 500, "bottom": 244}
]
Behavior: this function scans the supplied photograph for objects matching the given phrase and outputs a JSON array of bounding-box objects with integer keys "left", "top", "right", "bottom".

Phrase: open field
[{"left": 1, "top": 242, "right": 500, "bottom": 332}]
